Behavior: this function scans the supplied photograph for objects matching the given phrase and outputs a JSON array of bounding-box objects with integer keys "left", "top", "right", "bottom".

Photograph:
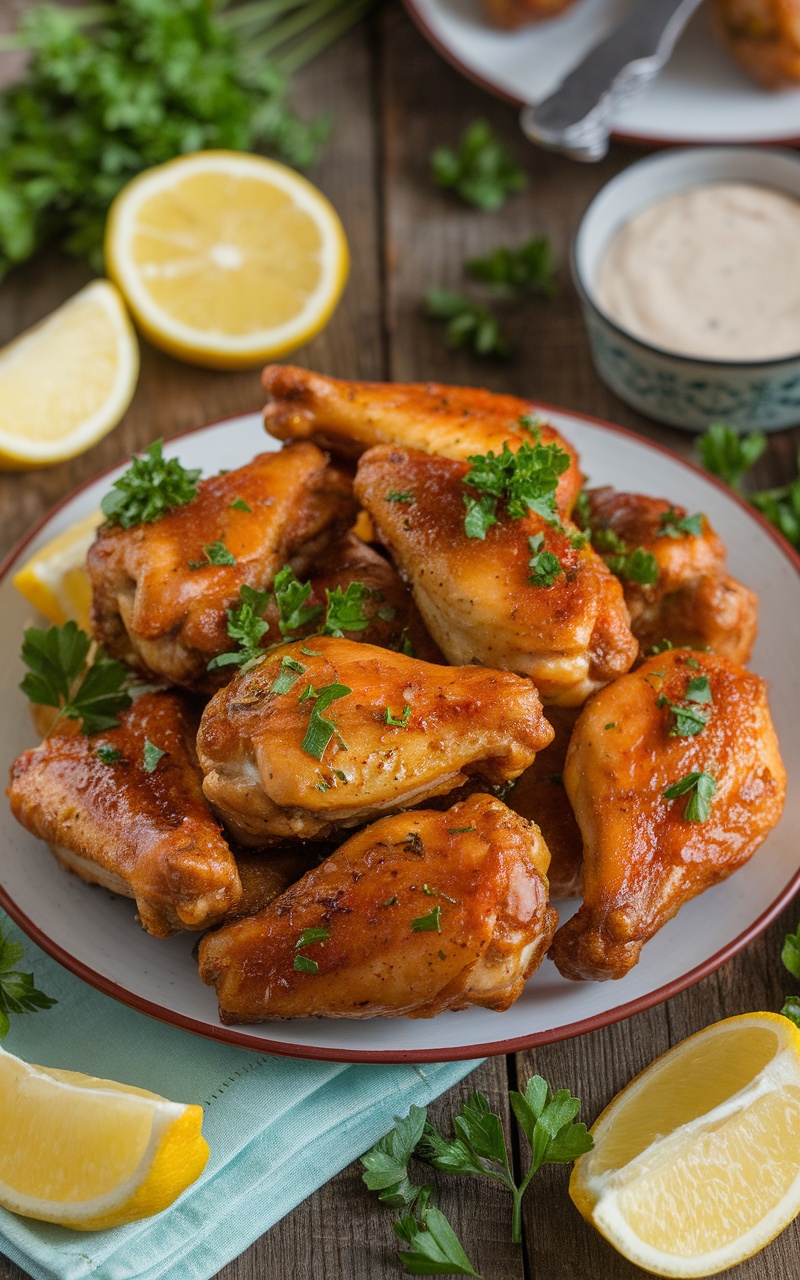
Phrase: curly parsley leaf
[
  {"left": 320, "top": 582, "right": 375, "bottom": 637},
  {"left": 527, "top": 533, "right": 562, "bottom": 588},
  {"left": 662, "top": 771, "right": 717, "bottom": 822},
  {"left": 207, "top": 585, "right": 271, "bottom": 671},
  {"left": 301, "top": 682, "right": 351, "bottom": 759},
  {"left": 431, "top": 121, "right": 526, "bottom": 212},
  {"left": 467, "top": 236, "right": 556, "bottom": 297},
  {"left": 20, "top": 621, "right": 131, "bottom": 734},
  {"left": 462, "top": 438, "right": 570, "bottom": 538},
  {"left": 425, "top": 290, "right": 509, "bottom": 359},
  {"left": 101, "top": 441, "right": 201, "bottom": 528},
  {"left": 0, "top": 924, "right": 56, "bottom": 1039}
]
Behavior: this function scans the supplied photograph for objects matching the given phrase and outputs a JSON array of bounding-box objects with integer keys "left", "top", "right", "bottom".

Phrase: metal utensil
[{"left": 520, "top": 0, "right": 706, "bottom": 162}]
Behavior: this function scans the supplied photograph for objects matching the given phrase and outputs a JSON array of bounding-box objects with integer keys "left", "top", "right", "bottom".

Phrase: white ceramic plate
[
  {"left": 1, "top": 410, "right": 799, "bottom": 1062},
  {"left": 403, "top": 0, "right": 800, "bottom": 146}
]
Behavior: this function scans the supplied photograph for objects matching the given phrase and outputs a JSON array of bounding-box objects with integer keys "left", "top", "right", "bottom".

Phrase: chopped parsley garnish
[
  {"left": 293, "top": 955, "right": 319, "bottom": 975},
  {"left": 604, "top": 723, "right": 616, "bottom": 731},
  {"left": 685, "top": 655, "right": 701, "bottom": 669},
  {"left": 20, "top": 621, "right": 131, "bottom": 735},
  {"left": 658, "top": 508, "right": 703, "bottom": 539},
  {"left": 320, "top": 582, "right": 375, "bottom": 637},
  {"left": 100, "top": 440, "right": 201, "bottom": 528},
  {"left": 431, "top": 120, "right": 526, "bottom": 211},
  {"left": 411, "top": 906, "right": 442, "bottom": 933},
  {"left": 662, "top": 771, "right": 717, "bottom": 822},
  {"left": 295, "top": 927, "right": 331, "bottom": 948},
  {"left": 142, "top": 739, "right": 166, "bottom": 773},
  {"left": 650, "top": 638, "right": 674, "bottom": 655},
  {"left": 301, "top": 645, "right": 322, "bottom": 656},
  {"left": 383, "top": 895, "right": 398, "bottom": 908},
  {"left": 386, "top": 490, "right": 415, "bottom": 504},
  {"left": 425, "top": 289, "right": 509, "bottom": 360},
  {"left": 467, "top": 236, "right": 556, "bottom": 297},
  {"left": 301, "top": 683, "right": 352, "bottom": 759},
  {"left": 527, "top": 533, "right": 563, "bottom": 588},
  {"left": 207, "top": 584, "right": 271, "bottom": 671},
  {"left": 592, "top": 528, "right": 658, "bottom": 586},
  {"left": 269, "top": 656, "right": 306, "bottom": 695},
  {"left": 462, "top": 437, "right": 571, "bottom": 539},
  {"left": 423, "top": 884, "right": 437, "bottom": 896},
  {"left": 95, "top": 745, "right": 122, "bottom": 764},
  {"left": 273, "top": 564, "right": 324, "bottom": 637},
  {"left": 447, "top": 826, "right": 474, "bottom": 834},
  {"left": 385, "top": 705, "right": 411, "bottom": 727},
  {"left": 189, "top": 540, "right": 236, "bottom": 569},
  {"left": 657, "top": 675, "right": 713, "bottom": 737},
  {"left": 229, "top": 497, "right": 252, "bottom": 512}
]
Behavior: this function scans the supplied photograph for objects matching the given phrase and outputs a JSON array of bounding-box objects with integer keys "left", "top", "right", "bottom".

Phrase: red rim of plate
[
  {"left": 400, "top": 0, "right": 800, "bottom": 149},
  {"left": 1, "top": 405, "right": 799, "bottom": 1063}
]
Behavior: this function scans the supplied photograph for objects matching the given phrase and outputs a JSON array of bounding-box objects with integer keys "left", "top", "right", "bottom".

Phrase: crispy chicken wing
[
  {"left": 7, "top": 692, "right": 242, "bottom": 938},
  {"left": 713, "top": 0, "right": 800, "bottom": 86},
  {"left": 88, "top": 443, "right": 356, "bottom": 692},
  {"left": 261, "top": 365, "right": 582, "bottom": 515},
  {"left": 580, "top": 487, "right": 758, "bottom": 664},
  {"left": 197, "top": 636, "right": 553, "bottom": 846},
  {"left": 198, "top": 793, "right": 557, "bottom": 1021},
  {"left": 549, "top": 650, "right": 786, "bottom": 981},
  {"left": 507, "top": 705, "right": 583, "bottom": 898},
  {"left": 354, "top": 447, "right": 637, "bottom": 705}
]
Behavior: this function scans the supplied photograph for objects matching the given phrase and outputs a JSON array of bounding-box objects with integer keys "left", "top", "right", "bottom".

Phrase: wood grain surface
[{"left": 1, "top": 5, "right": 800, "bottom": 1278}]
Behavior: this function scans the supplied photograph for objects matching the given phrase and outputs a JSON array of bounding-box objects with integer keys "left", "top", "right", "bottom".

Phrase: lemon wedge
[
  {"left": 13, "top": 509, "right": 102, "bottom": 629},
  {"left": 0, "top": 1044, "right": 208, "bottom": 1230},
  {"left": 570, "top": 1012, "right": 800, "bottom": 1277},
  {"left": 0, "top": 281, "right": 139, "bottom": 470},
  {"left": 105, "top": 150, "right": 349, "bottom": 370}
]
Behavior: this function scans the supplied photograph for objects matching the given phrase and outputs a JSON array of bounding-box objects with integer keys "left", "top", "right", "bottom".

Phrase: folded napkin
[{"left": 0, "top": 911, "right": 479, "bottom": 1280}]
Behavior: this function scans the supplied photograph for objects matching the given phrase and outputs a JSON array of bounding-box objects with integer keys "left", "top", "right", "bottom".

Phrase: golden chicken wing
[
  {"left": 549, "top": 649, "right": 786, "bottom": 982},
  {"left": 261, "top": 365, "right": 582, "bottom": 516},
  {"left": 7, "top": 692, "right": 243, "bottom": 938},
  {"left": 506, "top": 705, "right": 583, "bottom": 898},
  {"left": 580, "top": 487, "right": 758, "bottom": 664},
  {"left": 354, "top": 446, "right": 637, "bottom": 705},
  {"left": 88, "top": 443, "right": 356, "bottom": 692},
  {"left": 196, "top": 636, "right": 553, "bottom": 846},
  {"left": 198, "top": 793, "right": 557, "bottom": 1022},
  {"left": 713, "top": 0, "right": 800, "bottom": 86}
]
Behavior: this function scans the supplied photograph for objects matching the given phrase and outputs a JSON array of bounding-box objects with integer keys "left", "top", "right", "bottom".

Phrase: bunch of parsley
[
  {"left": 698, "top": 422, "right": 800, "bottom": 549},
  {"left": 0, "top": 0, "right": 366, "bottom": 277}
]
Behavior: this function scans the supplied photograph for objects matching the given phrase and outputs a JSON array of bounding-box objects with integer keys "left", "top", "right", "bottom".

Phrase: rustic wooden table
[{"left": 1, "top": 5, "right": 800, "bottom": 1278}]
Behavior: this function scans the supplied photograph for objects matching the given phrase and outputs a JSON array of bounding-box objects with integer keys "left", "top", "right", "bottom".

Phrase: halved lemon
[
  {"left": 0, "top": 280, "right": 139, "bottom": 469},
  {"left": 13, "top": 509, "right": 102, "bottom": 629},
  {"left": 570, "top": 1012, "right": 800, "bottom": 1277},
  {"left": 105, "top": 150, "right": 349, "bottom": 370},
  {"left": 0, "top": 1044, "right": 208, "bottom": 1230}
]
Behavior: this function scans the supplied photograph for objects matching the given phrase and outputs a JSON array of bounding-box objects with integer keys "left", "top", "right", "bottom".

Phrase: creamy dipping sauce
[{"left": 595, "top": 182, "right": 800, "bottom": 362}]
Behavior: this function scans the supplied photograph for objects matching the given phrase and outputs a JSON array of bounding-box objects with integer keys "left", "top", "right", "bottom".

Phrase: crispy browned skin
[
  {"left": 88, "top": 443, "right": 356, "bottom": 692},
  {"left": 198, "top": 793, "right": 557, "bottom": 1022},
  {"left": 197, "top": 636, "right": 553, "bottom": 846},
  {"left": 713, "top": 0, "right": 800, "bottom": 86},
  {"left": 480, "top": 0, "right": 576, "bottom": 29},
  {"left": 354, "top": 447, "right": 637, "bottom": 705},
  {"left": 261, "top": 365, "right": 582, "bottom": 516},
  {"left": 261, "top": 531, "right": 442, "bottom": 662},
  {"left": 229, "top": 847, "right": 324, "bottom": 920},
  {"left": 549, "top": 650, "right": 786, "bottom": 982},
  {"left": 507, "top": 705, "right": 583, "bottom": 898},
  {"left": 581, "top": 487, "right": 758, "bottom": 665},
  {"left": 7, "top": 692, "right": 243, "bottom": 938}
]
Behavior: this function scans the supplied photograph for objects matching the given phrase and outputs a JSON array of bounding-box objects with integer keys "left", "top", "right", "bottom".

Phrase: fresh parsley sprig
[
  {"left": 467, "top": 237, "right": 557, "bottom": 297},
  {"left": 273, "top": 564, "right": 325, "bottom": 637},
  {"left": 656, "top": 674, "right": 713, "bottom": 738},
  {"left": 20, "top": 622, "right": 131, "bottom": 735},
  {"left": 207, "top": 585, "right": 271, "bottom": 671},
  {"left": 425, "top": 290, "right": 509, "bottom": 360},
  {"left": 462, "top": 436, "right": 571, "bottom": 539},
  {"left": 101, "top": 440, "right": 201, "bottom": 528},
  {"left": 698, "top": 422, "right": 800, "bottom": 550},
  {"left": 527, "top": 533, "right": 563, "bottom": 588},
  {"left": 300, "top": 682, "right": 351, "bottom": 759},
  {"left": 590, "top": 527, "right": 658, "bottom": 586},
  {"left": 431, "top": 121, "right": 526, "bottom": 212},
  {"left": 662, "top": 771, "right": 717, "bottom": 822},
  {"left": 781, "top": 922, "right": 800, "bottom": 1027},
  {"left": 0, "top": 924, "right": 56, "bottom": 1039},
  {"left": 320, "top": 582, "right": 375, "bottom": 637}
]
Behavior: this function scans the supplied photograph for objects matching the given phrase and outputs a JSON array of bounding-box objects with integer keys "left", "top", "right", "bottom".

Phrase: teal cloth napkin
[{"left": 0, "top": 911, "right": 479, "bottom": 1280}]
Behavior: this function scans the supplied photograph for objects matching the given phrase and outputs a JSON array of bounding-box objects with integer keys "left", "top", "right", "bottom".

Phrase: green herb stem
[
  {"left": 217, "top": 0, "right": 301, "bottom": 30},
  {"left": 276, "top": 0, "right": 373, "bottom": 73},
  {"left": 245, "top": 0, "right": 348, "bottom": 58}
]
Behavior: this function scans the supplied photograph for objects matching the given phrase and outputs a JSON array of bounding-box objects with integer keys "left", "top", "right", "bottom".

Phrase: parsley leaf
[
  {"left": 362, "top": 1105, "right": 429, "bottom": 1209},
  {"left": 782, "top": 995, "right": 800, "bottom": 1028},
  {"left": 229, "top": 497, "right": 252, "bottom": 512},
  {"left": 293, "top": 955, "right": 319, "bottom": 975},
  {"left": 591, "top": 528, "right": 658, "bottom": 585},
  {"left": 386, "top": 490, "right": 416, "bottom": 504},
  {"left": 190, "top": 541, "right": 235, "bottom": 569},
  {"left": 269, "top": 655, "right": 306, "bottom": 695},
  {"left": 20, "top": 621, "right": 131, "bottom": 735},
  {"left": 467, "top": 236, "right": 556, "bottom": 297},
  {"left": 207, "top": 584, "right": 271, "bottom": 671},
  {"left": 385, "top": 705, "right": 411, "bottom": 727},
  {"left": 320, "top": 582, "right": 375, "bottom": 637},
  {"left": 295, "top": 927, "right": 331, "bottom": 948},
  {"left": 462, "top": 438, "right": 570, "bottom": 539},
  {"left": 301, "top": 682, "right": 351, "bottom": 759},
  {"left": 657, "top": 675, "right": 713, "bottom": 737},
  {"left": 658, "top": 508, "right": 704, "bottom": 539},
  {"left": 394, "top": 1202, "right": 483, "bottom": 1278},
  {"left": 698, "top": 422, "right": 767, "bottom": 492},
  {"left": 273, "top": 564, "right": 324, "bottom": 637},
  {"left": 662, "top": 771, "right": 717, "bottom": 822},
  {"left": 527, "top": 533, "right": 562, "bottom": 588},
  {"left": 142, "top": 739, "right": 166, "bottom": 773},
  {"left": 425, "top": 290, "right": 509, "bottom": 359},
  {"left": 95, "top": 745, "right": 122, "bottom": 764},
  {"left": 0, "top": 923, "right": 56, "bottom": 1039},
  {"left": 101, "top": 441, "right": 201, "bottom": 528},
  {"left": 782, "top": 922, "right": 800, "bottom": 982},
  {"left": 411, "top": 906, "right": 442, "bottom": 933},
  {"left": 431, "top": 121, "right": 526, "bottom": 211}
]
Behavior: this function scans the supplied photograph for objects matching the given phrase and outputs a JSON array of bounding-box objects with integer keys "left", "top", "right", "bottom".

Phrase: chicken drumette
[
  {"left": 713, "top": 0, "right": 800, "bottom": 86},
  {"left": 197, "top": 636, "right": 553, "bottom": 845},
  {"left": 550, "top": 649, "right": 786, "bottom": 982},
  {"left": 88, "top": 443, "right": 355, "bottom": 692},
  {"left": 579, "top": 487, "right": 758, "bottom": 664},
  {"left": 507, "top": 705, "right": 583, "bottom": 898},
  {"left": 354, "top": 446, "right": 637, "bottom": 705},
  {"left": 198, "top": 793, "right": 557, "bottom": 1022}
]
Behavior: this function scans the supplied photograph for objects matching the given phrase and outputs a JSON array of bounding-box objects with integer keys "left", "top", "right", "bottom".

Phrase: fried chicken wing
[
  {"left": 7, "top": 692, "right": 242, "bottom": 938},
  {"left": 713, "top": 0, "right": 800, "bottom": 86},
  {"left": 507, "top": 705, "right": 583, "bottom": 898},
  {"left": 198, "top": 793, "right": 557, "bottom": 1022},
  {"left": 261, "top": 365, "right": 582, "bottom": 516},
  {"left": 354, "top": 447, "right": 637, "bottom": 705},
  {"left": 88, "top": 443, "right": 356, "bottom": 692},
  {"left": 549, "top": 650, "right": 786, "bottom": 982},
  {"left": 197, "top": 636, "right": 553, "bottom": 846},
  {"left": 580, "top": 487, "right": 758, "bottom": 664}
]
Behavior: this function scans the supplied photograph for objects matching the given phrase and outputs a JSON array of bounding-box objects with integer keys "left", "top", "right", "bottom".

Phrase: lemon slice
[
  {"left": 13, "top": 509, "right": 102, "bottom": 629},
  {"left": 0, "top": 281, "right": 139, "bottom": 470},
  {"left": 570, "top": 1012, "right": 800, "bottom": 1277},
  {"left": 0, "top": 1044, "right": 208, "bottom": 1230},
  {"left": 105, "top": 150, "right": 349, "bottom": 370}
]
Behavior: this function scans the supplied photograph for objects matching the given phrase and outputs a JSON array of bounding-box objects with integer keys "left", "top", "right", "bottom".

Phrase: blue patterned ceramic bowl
[{"left": 573, "top": 147, "right": 800, "bottom": 434}]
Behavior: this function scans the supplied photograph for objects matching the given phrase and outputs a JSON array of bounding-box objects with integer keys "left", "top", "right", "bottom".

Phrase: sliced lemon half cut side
[{"left": 13, "top": 509, "right": 102, "bottom": 629}]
